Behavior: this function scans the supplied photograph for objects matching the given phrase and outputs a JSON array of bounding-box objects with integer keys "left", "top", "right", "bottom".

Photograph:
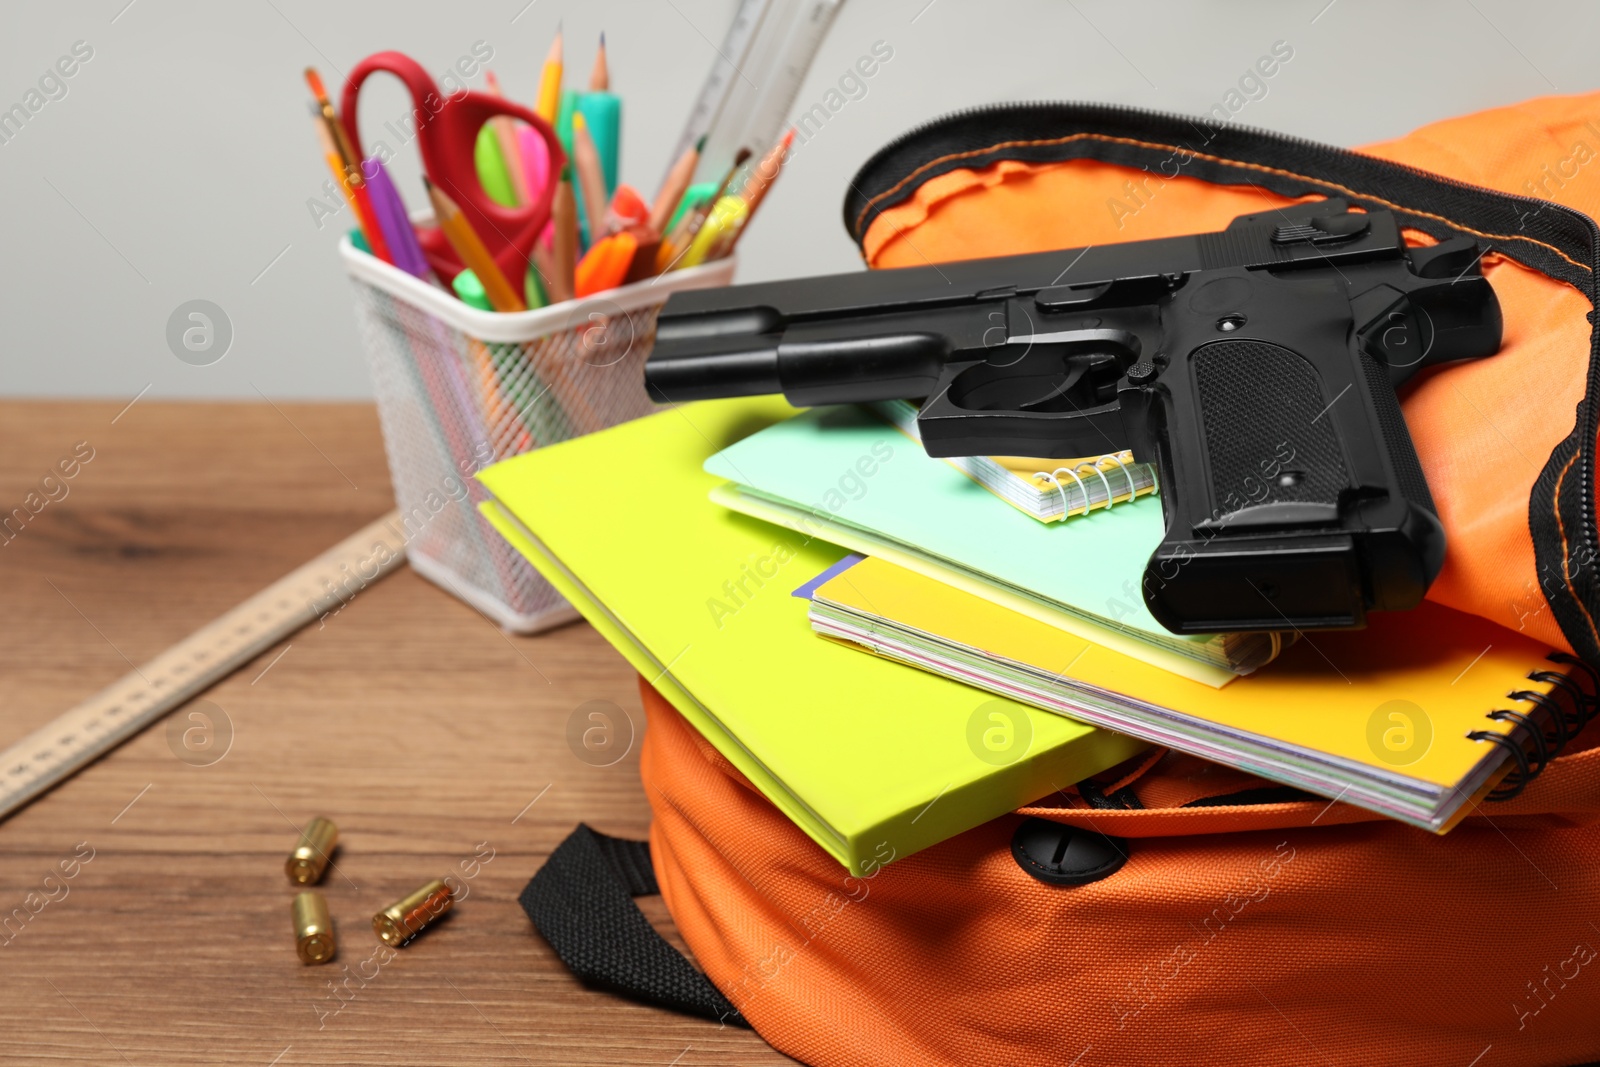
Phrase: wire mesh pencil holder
[{"left": 342, "top": 237, "right": 737, "bottom": 632}]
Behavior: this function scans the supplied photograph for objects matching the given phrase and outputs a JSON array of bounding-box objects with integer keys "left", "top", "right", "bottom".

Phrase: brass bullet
[
  {"left": 285, "top": 816, "right": 339, "bottom": 885},
  {"left": 372, "top": 878, "right": 454, "bottom": 947},
  {"left": 292, "top": 891, "right": 336, "bottom": 965}
]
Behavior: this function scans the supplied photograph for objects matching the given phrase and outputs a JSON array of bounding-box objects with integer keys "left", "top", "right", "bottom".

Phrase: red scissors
[{"left": 340, "top": 51, "right": 566, "bottom": 287}]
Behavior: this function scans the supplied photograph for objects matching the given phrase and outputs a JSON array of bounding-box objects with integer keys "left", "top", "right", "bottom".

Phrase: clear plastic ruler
[
  {"left": 666, "top": 0, "right": 845, "bottom": 188},
  {"left": 0, "top": 511, "right": 407, "bottom": 822}
]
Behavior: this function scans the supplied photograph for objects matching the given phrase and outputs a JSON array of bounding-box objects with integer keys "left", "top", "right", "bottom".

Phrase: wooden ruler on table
[{"left": 0, "top": 511, "right": 408, "bottom": 822}]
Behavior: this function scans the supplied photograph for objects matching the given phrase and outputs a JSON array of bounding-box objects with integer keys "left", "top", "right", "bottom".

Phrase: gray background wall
[{"left": 2, "top": 0, "right": 1595, "bottom": 400}]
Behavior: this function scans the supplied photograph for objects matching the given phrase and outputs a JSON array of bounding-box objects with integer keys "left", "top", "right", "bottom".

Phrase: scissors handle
[{"left": 340, "top": 51, "right": 566, "bottom": 289}]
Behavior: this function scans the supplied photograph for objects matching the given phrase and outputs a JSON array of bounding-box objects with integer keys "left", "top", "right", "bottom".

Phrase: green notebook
[
  {"left": 477, "top": 398, "right": 1144, "bottom": 873},
  {"left": 704, "top": 405, "right": 1276, "bottom": 683}
]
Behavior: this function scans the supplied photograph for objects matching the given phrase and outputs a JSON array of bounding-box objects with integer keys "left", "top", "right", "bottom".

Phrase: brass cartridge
[
  {"left": 292, "top": 891, "right": 335, "bottom": 964},
  {"left": 372, "top": 879, "right": 454, "bottom": 947},
  {"left": 285, "top": 816, "right": 339, "bottom": 885}
]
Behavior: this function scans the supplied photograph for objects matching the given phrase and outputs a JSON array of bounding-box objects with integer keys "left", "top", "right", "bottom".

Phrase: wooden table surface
[{"left": 0, "top": 400, "right": 795, "bottom": 1066}]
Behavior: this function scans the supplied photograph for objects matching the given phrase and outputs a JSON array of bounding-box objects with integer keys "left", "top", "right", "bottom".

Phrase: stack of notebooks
[{"left": 479, "top": 398, "right": 1578, "bottom": 872}]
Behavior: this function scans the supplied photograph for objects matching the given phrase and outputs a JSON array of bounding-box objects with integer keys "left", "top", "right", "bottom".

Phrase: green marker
[
  {"left": 451, "top": 269, "right": 493, "bottom": 311},
  {"left": 668, "top": 181, "right": 719, "bottom": 233},
  {"left": 555, "top": 88, "right": 579, "bottom": 158},
  {"left": 576, "top": 90, "right": 621, "bottom": 196},
  {"left": 555, "top": 89, "right": 594, "bottom": 249}
]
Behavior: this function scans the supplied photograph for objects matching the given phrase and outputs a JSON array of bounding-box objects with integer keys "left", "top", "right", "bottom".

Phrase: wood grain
[{"left": 0, "top": 400, "right": 795, "bottom": 1066}]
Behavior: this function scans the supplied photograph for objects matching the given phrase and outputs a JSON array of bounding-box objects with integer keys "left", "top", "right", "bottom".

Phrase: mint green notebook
[
  {"left": 704, "top": 405, "right": 1274, "bottom": 681},
  {"left": 477, "top": 398, "right": 1144, "bottom": 873}
]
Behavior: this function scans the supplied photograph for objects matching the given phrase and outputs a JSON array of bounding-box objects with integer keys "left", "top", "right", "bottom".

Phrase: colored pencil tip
[
  {"left": 303, "top": 67, "right": 328, "bottom": 101},
  {"left": 695, "top": 134, "right": 708, "bottom": 152},
  {"left": 780, "top": 128, "right": 796, "bottom": 147}
]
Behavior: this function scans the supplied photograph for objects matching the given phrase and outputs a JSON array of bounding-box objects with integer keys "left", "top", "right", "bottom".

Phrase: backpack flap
[{"left": 846, "top": 98, "right": 1600, "bottom": 670}]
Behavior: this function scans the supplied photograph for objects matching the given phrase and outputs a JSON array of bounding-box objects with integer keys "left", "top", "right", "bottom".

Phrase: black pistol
[{"left": 644, "top": 200, "right": 1502, "bottom": 635}]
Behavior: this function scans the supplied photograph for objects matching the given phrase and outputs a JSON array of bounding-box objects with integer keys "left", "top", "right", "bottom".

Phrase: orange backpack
[{"left": 522, "top": 95, "right": 1600, "bottom": 1066}]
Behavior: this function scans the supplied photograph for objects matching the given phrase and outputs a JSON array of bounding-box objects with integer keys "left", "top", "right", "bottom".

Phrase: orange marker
[
  {"left": 604, "top": 184, "right": 649, "bottom": 233},
  {"left": 423, "top": 177, "right": 525, "bottom": 312},
  {"left": 575, "top": 231, "right": 638, "bottom": 297}
]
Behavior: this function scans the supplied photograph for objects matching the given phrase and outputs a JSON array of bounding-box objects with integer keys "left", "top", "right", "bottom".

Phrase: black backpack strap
[
  {"left": 519, "top": 823, "right": 749, "bottom": 1028},
  {"left": 845, "top": 103, "right": 1600, "bottom": 668}
]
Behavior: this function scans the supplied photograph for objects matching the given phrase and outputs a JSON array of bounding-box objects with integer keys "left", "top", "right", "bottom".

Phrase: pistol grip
[{"left": 1142, "top": 336, "right": 1444, "bottom": 633}]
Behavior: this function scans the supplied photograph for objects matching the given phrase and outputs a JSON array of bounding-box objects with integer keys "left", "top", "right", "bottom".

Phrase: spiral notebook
[
  {"left": 803, "top": 554, "right": 1592, "bottom": 832},
  {"left": 703, "top": 405, "right": 1276, "bottom": 682},
  {"left": 871, "top": 399, "right": 1158, "bottom": 522}
]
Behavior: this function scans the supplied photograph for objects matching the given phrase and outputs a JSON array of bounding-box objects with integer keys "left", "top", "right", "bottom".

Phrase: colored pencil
[
  {"left": 305, "top": 67, "right": 392, "bottom": 264},
  {"left": 309, "top": 102, "right": 360, "bottom": 216},
  {"left": 571, "top": 113, "right": 609, "bottom": 242},
  {"left": 549, "top": 174, "right": 579, "bottom": 304},
  {"left": 589, "top": 32, "right": 609, "bottom": 92},
  {"left": 648, "top": 135, "right": 704, "bottom": 234},
  {"left": 716, "top": 128, "right": 796, "bottom": 259},
  {"left": 484, "top": 70, "right": 530, "bottom": 206},
  {"left": 423, "top": 177, "right": 526, "bottom": 312},
  {"left": 658, "top": 146, "right": 748, "bottom": 271},
  {"left": 535, "top": 25, "right": 564, "bottom": 123},
  {"left": 740, "top": 128, "right": 794, "bottom": 216}
]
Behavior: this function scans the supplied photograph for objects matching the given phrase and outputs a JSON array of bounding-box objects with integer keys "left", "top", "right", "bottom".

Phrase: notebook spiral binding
[
  {"left": 1470, "top": 651, "right": 1598, "bottom": 800},
  {"left": 1032, "top": 453, "right": 1145, "bottom": 520}
]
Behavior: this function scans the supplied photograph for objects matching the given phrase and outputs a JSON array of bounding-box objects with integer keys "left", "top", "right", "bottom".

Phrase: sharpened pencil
[
  {"left": 424, "top": 176, "right": 525, "bottom": 312},
  {"left": 535, "top": 24, "right": 564, "bottom": 123}
]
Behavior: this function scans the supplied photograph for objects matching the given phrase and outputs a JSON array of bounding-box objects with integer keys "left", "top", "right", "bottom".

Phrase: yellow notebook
[
  {"left": 476, "top": 399, "right": 1145, "bottom": 873},
  {"left": 809, "top": 555, "right": 1576, "bottom": 832}
]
